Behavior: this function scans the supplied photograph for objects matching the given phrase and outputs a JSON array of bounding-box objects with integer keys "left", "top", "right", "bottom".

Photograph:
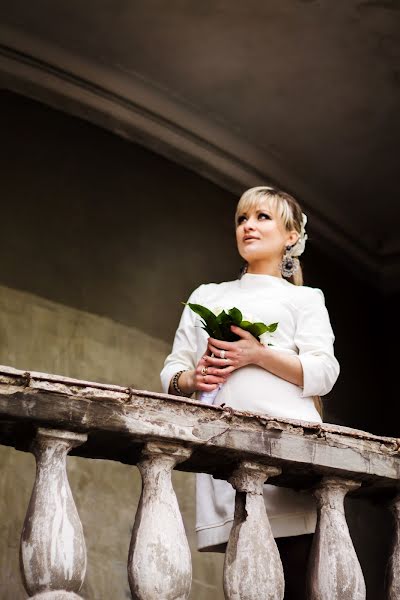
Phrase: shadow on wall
[{"left": 0, "top": 90, "right": 238, "bottom": 346}]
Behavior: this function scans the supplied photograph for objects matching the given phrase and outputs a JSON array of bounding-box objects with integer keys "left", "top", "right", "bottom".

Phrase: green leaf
[
  {"left": 184, "top": 302, "right": 278, "bottom": 343},
  {"left": 185, "top": 303, "right": 222, "bottom": 339},
  {"left": 216, "top": 309, "right": 231, "bottom": 329},
  {"left": 228, "top": 307, "right": 243, "bottom": 326},
  {"left": 246, "top": 322, "right": 269, "bottom": 339},
  {"left": 217, "top": 310, "right": 238, "bottom": 341}
]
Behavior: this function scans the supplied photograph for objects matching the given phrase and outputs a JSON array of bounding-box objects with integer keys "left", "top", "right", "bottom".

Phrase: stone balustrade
[{"left": 0, "top": 365, "right": 399, "bottom": 599}]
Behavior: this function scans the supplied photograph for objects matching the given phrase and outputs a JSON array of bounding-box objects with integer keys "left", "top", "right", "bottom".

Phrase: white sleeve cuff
[
  {"left": 160, "top": 363, "right": 191, "bottom": 394},
  {"left": 299, "top": 352, "right": 340, "bottom": 397},
  {"left": 160, "top": 285, "right": 204, "bottom": 394}
]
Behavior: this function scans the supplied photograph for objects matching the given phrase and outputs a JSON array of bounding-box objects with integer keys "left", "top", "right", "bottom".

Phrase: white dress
[{"left": 160, "top": 273, "right": 340, "bottom": 551}]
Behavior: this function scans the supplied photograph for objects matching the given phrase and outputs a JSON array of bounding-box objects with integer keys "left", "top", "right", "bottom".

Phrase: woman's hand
[
  {"left": 208, "top": 325, "right": 304, "bottom": 387},
  {"left": 173, "top": 349, "right": 233, "bottom": 396},
  {"left": 206, "top": 325, "right": 264, "bottom": 372},
  {"left": 174, "top": 326, "right": 303, "bottom": 396},
  {"left": 173, "top": 325, "right": 271, "bottom": 397},
  {"left": 192, "top": 350, "right": 232, "bottom": 392}
]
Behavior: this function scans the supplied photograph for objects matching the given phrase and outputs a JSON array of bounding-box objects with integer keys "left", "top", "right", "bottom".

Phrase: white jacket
[{"left": 160, "top": 273, "right": 340, "bottom": 549}]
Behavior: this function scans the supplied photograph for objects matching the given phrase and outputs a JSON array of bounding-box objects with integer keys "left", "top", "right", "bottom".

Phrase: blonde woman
[{"left": 161, "top": 186, "right": 339, "bottom": 599}]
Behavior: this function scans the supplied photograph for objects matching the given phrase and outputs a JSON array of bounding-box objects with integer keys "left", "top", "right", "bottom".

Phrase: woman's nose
[{"left": 244, "top": 217, "right": 256, "bottom": 230}]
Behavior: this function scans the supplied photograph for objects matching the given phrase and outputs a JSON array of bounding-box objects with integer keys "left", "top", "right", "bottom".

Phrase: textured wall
[
  {"left": 0, "top": 91, "right": 235, "bottom": 600},
  {"left": 0, "top": 285, "right": 224, "bottom": 600}
]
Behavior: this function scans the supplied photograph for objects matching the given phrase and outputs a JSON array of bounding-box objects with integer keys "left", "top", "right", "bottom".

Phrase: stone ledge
[{"left": 1, "top": 365, "right": 399, "bottom": 499}]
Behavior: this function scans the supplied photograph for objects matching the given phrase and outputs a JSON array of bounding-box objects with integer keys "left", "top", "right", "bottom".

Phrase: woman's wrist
[
  {"left": 180, "top": 370, "right": 197, "bottom": 395},
  {"left": 254, "top": 343, "right": 270, "bottom": 368},
  {"left": 170, "top": 369, "right": 196, "bottom": 396}
]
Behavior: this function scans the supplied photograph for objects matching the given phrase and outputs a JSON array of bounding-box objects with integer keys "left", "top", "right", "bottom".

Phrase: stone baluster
[
  {"left": 308, "top": 476, "right": 366, "bottom": 600},
  {"left": 385, "top": 495, "right": 400, "bottom": 600},
  {"left": 20, "top": 427, "right": 88, "bottom": 600},
  {"left": 223, "top": 461, "right": 284, "bottom": 600},
  {"left": 128, "top": 441, "right": 192, "bottom": 600}
]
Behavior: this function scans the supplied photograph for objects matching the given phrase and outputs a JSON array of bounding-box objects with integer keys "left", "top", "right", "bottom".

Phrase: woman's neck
[{"left": 247, "top": 259, "right": 282, "bottom": 278}]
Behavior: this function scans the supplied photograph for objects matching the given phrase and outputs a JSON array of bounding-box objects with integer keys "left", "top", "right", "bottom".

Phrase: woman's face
[{"left": 236, "top": 200, "right": 298, "bottom": 268}]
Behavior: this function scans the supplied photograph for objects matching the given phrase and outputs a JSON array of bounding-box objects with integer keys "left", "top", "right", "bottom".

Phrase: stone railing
[{"left": 0, "top": 364, "right": 399, "bottom": 600}]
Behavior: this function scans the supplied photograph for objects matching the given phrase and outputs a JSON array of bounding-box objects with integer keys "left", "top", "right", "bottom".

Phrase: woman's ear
[{"left": 286, "top": 230, "right": 300, "bottom": 247}]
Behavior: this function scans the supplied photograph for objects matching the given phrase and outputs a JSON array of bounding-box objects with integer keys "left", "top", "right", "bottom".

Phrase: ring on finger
[
  {"left": 220, "top": 349, "right": 226, "bottom": 360},
  {"left": 201, "top": 366, "right": 208, "bottom": 376}
]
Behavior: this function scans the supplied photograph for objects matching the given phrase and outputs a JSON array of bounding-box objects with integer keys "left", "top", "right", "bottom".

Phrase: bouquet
[{"left": 185, "top": 303, "right": 278, "bottom": 405}]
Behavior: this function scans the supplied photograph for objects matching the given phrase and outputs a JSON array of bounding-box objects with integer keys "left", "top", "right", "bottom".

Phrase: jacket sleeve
[
  {"left": 160, "top": 286, "right": 204, "bottom": 393},
  {"left": 295, "top": 288, "right": 340, "bottom": 397}
]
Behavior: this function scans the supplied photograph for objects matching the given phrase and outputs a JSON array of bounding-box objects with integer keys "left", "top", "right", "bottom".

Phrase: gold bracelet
[{"left": 171, "top": 370, "right": 188, "bottom": 396}]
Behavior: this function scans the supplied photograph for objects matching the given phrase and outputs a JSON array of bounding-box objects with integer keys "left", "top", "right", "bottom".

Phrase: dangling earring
[
  {"left": 239, "top": 262, "right": 248, "bottom": 278},
  {"left": 280, "top": 245, "right": 299, "bottom": 278}
]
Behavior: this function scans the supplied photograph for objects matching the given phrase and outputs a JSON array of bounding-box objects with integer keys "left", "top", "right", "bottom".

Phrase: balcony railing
[{"left": 0, "top": 364, "right": 399, "bottom": 600}]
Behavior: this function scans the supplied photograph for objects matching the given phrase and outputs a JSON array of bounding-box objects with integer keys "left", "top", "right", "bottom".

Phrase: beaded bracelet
[{"left": 171, "top": 370, "right": 188, "bottom": 396}]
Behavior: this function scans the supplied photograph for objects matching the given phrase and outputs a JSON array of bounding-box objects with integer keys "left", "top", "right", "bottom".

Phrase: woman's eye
[
  {"left": 237, "top": 215, "right": 247, "bottom": 225},
  {"left": 258, "top": 213, "right": 271, "bottom": 220}
]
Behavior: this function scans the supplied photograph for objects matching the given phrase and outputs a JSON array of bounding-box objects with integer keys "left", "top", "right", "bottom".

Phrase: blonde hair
[
  {"left": 236, "top": 186, "right": 304, "bottom": 285},
  {"left": 236, "top": 186, "right": 323, "bottom": 418}
]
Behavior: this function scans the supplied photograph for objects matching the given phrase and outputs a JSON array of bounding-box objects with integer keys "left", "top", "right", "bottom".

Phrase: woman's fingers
[
  {"left": 198, "top": 363, "right": 233, "bottom": 376},
  {"left": 195, "top": 363, "right": 233, "bottom": 385},
  {"left": 230, "top": 325, "right": 253, "bottom": 339},
  {"left": 193, "top": 350, "right": 236, "bottom": 392},
  {"left": 204, "top": 354, "right": 231, "bottom": 367},
  {"left": 208, "top": 341, "right": 241, "bottom": 361},
  {"left": 197, "top": 367, "right": 232, "bottom": 385},
  {"left": 207, "top": 336, "right": 263, "bottom": 371},
  {"left": 197, "top": 382, "right": 219, "bottom": 391},
  {"left": 196, "top": 375, "right": 225, "bottom": 390},
  {"left": 197, "top": 377, "right": 224, "bottom": 389},
  {"left": 208, "top": 337, "right": 233, "bottom": 350}
]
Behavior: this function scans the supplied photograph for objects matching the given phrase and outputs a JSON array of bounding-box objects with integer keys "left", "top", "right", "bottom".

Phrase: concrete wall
[
  {"left": 0, "top": 285, "right": 224, "bottom": 600},
  {"left": 0, "top": 90, "right": 393, "bottom": 599}
]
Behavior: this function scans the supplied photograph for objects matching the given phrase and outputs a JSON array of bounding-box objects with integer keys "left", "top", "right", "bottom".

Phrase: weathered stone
[
  {"left": 1, "top": 366, "right": 400, "bottom": 598},
  {"left": 128, "top": 441, "right": 192, "bottom": 600},
  {"left": 224, "top": 462, "right": 284, "bottom": 600},
  {"left": 308, "top": 477, "right": 366, "bottom": 600},
  {"left": 29, "top": 593, "right": 83, "bottom": 599},
  {"left": 1, "top": 366, "right": 400, "bottom": 497},
  {"left": 386, "top": 495, "right": 400, "bottom": 600},
  {"left": 20, "top": 428, "right": 87, "bottom": 598}
]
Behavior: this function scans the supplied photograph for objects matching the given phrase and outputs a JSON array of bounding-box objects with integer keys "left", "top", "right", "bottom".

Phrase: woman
[{"left": 160, "top": 186, "right": 340, "bottom": 598}]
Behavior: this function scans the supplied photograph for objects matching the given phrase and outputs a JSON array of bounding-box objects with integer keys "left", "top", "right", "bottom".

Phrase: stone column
[
  {"left": 20, "top": 427, "right": 88, "bottom": 600},
  {"left": 128, "top": 441, "right": 192, "bottom": 600},
  {"left": 223, "top": 461, "right": 284, "bottom": 600},
  {"left": 308, "top": 476, "right": 366, "bottom": 600},
  {"left": 385, "top": 495, "right": 400, "bottom": 600}
]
